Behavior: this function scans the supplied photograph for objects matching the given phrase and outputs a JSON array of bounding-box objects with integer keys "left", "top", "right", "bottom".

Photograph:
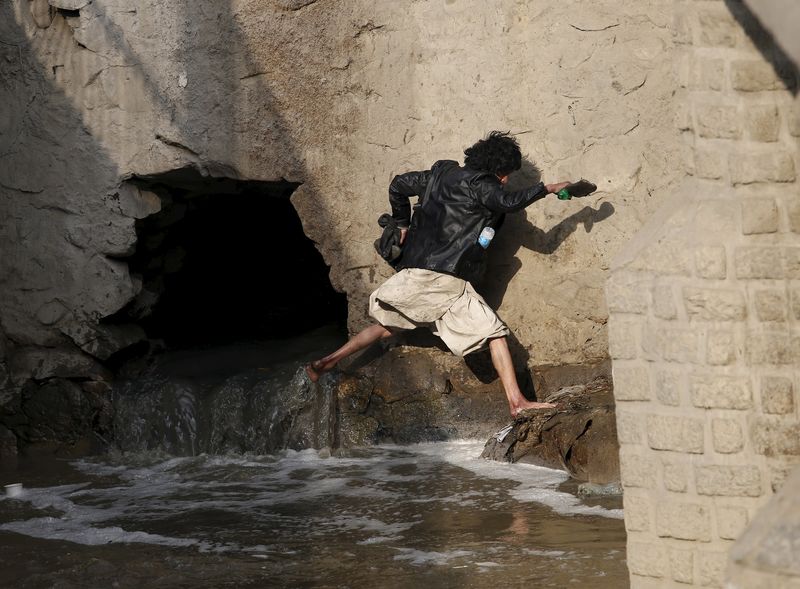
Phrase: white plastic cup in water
[{"left": 5, "top": 483, "right": 23, "bottom": 498}]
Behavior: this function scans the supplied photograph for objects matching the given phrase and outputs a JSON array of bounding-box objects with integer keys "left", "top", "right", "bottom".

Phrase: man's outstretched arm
[{"left": 476, "top": 180, "right": 571, "bottom": 213}]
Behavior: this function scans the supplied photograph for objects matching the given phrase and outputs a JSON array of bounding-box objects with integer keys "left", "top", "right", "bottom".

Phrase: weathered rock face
[
  {"left": 0, "top": 425, "right": 18, "bottom": 461},
  {"left": 110, "top": 342, "right": 546, "bottom": 454},
  {"left": 481, "top": 376, "right": 620, "bottom": 484},
  {"left": 335, "top": 345, "right": 525, "bottom": 445},
  {"left": 0, "top": 0, "right": 681, "bottom": 444}
]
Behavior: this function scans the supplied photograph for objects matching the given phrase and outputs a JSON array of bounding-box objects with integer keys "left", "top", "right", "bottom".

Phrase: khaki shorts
[{"left": 368, "top": 268, "right": 509, "bottom": 357}]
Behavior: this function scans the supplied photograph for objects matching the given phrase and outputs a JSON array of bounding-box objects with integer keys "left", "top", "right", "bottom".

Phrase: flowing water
[
  {"left": 0, "top": 328, "right": 627, "bottom": 587},
  {"left": 0, "top": 442, "right": 626, "bottom": 588}
]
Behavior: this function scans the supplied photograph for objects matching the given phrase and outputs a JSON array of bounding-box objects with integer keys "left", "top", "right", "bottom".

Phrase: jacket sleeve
[
  {"left": 474, "top": 179, "right": 548, "bottom": 213},
  {"left": 388, "top": 169, "right": 431, "bottom": 228}
]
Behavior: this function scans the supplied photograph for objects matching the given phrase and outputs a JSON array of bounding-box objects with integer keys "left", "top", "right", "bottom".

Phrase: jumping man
[{"left": 307, "top": 131, "right": 571, "bottom": 417}]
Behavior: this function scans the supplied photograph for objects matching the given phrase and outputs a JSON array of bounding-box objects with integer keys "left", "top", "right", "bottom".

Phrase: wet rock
[
  {"left": 81, "top": 380, "right": 113, "bottom": 437},
  {"left": 19, "top": 378, "right": 108, "bottom": 443},
  {"left": 0, "top": 425, "right": 17, "bottom": 459},
  {"left": 324, "top": 343, "right": 604, "bottom": 445},
  {"left": 60, "top": 321, "right": 146, "bottom": 361},
  {"left": 577, "top": 482, "right": 623, "bottom": 497},
  {"left": 114, "top": 359, "right": 341, "bottom": 455},
  {"left": 0, "top": 362, "right": 9, "bottom": 392},
  {"left": 336, "top": 345, "right": 512, "bottom": 443},
  {"left": 0, "top": 338, "right": 9, "bottom": 379},
  {"left": 334, "top": 373, "right": 380, "bottom": 446},
  {"left": 327, "top": 347, "right": 616, "bottom": 449},
  {"left": 9, "top": 346, "right": 111, "bottom": 384},
  {"left": 114, "top": 375, "right": 203, "bottom": 455},
  {"left": 280, "top": 371, "right": 337, "bottom": 451},
  {"left": 338, "top": 413, "right": 380, "bottom": 446},
  {"left": 481, "top": 376, "right": 620, "bottom": 484},
  {"left": 108, "top": 339, "right": 617, "bottom": 459},
  {"left": 335, "top": 373, "right": 372, "bottom": 413},
  {"left": 371, "top": 347, "right": 448, "bottom": 403}
]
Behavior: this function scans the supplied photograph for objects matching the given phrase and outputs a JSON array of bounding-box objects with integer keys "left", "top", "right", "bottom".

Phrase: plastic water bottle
[{"left": 478, "top": 226, "right": 495, "bottom": 249}]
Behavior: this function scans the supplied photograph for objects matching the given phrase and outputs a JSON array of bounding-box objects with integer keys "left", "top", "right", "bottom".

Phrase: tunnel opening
[{"left": 108, "top": 167, "right": 347, "bottom": 350}]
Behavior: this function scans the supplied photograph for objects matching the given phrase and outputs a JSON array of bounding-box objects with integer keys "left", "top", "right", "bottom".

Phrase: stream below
[{"left": 1, "top": 441, "right": 626, "bottom": 588}]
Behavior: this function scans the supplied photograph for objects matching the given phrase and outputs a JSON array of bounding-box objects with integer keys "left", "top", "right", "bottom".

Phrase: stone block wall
[{"left": 608, "top": 1, "right": 799, "bottom": 587}]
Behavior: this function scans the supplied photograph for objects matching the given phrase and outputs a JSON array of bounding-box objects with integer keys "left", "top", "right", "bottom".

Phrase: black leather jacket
[{"left": 389, "top": 160, "right": 548, "bottom": 283}]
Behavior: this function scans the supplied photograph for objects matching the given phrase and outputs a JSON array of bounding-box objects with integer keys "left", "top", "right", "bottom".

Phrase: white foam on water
[
  {"left": 0, "top": 484, "right": 234, "bottom": 552},
  {"left": 524, "top": 548, "right": 570, "bottom": 558},
  {"left": 0, "top": 517, "right": 205, "bottom": 549},
  {"left": 393, "top": 547, "right": 474, "bottom": 566},
  {"left": 0, "top": 449, "right": 420, "bottom": 551},
  {"left": 0, "top": 439, "right": 620, "bottom": 555},
  {"left": 76, "top": 450, "right": 404, "bottom": 511},
  {"left": 399, "top": 440, "right": 624, "bottom": 519},
  {"left": 323, "top": 515, "right": 418, "bottom": 537},
  {"left": 357, "top": 536, "right": 393, "bottom": 545}
]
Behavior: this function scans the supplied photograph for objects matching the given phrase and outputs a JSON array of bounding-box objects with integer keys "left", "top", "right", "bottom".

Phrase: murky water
[{"left": 1, "top": 441, "right": 627, "bottom": 588}]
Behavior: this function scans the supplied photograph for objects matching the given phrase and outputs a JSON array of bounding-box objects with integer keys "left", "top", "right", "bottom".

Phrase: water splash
[{"left": 113, "top": 361, "right": 337, "bottom": 456}]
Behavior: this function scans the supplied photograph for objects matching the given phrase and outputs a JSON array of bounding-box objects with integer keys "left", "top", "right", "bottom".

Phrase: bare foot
[
  {"left": 304, "top": 364, "right": 320, "bottom": 383},
  {"left": 510, "top": 401, "right": 557, "bottom": 418},
  {"left": 304, "top": 359, "right": 337, "bottom": 383}
]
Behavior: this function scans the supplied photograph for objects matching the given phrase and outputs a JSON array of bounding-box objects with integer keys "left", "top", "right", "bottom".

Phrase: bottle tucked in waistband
[{"left": 478, "top": 226, "right": 495, "bottom": 249}]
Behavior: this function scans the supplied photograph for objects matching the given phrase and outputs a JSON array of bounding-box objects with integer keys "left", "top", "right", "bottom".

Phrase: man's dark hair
[{"left": 463, "top": 131, "right": 522, "bottom": 176}]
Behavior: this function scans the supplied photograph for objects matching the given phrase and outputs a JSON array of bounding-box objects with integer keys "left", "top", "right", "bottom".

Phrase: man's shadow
[
  {"left": 478, "top": 158, "right": 616, "bottom": 310},
  {"left": 465, "top": 158, "right": 615, "bottom": 398}
]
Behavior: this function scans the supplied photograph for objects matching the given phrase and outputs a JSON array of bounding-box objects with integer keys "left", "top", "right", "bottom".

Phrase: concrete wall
[
  {"left": 607, "top": 0, "right": 800, "bottom": 587},
  {"left": 0, "top": 0, "right": 684, "bottom": 445}
]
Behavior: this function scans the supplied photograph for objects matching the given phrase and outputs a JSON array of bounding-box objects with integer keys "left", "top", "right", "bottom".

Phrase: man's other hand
[{"left": 400, "top": 228, "right": 408, "bottom": 245}]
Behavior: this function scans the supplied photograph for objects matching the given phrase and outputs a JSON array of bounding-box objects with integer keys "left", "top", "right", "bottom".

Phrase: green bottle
[{"left": 557, "top": 188, "right": 571, "bottom": 200}]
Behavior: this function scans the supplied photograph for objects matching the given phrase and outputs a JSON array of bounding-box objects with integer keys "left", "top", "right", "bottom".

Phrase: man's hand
[
  {"left": 399, "top": 228, "right": 408, "bottom": 245},
  {"left": 545, "top": 181, "right": 571, "bottom": 195}
]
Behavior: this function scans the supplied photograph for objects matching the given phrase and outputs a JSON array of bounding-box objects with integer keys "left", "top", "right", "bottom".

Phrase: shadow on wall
[
  {"left": 476, "top": 156, "right": 615, "bottom": 396},
  {"left": 480, "top": 157, "right": 616, "bottom": 310},
  {"left": 0, "top": 3, "right": 131, "bottom": 445},
  {"left": 726, "top": 0, "right": 799, "bottom": 95}
]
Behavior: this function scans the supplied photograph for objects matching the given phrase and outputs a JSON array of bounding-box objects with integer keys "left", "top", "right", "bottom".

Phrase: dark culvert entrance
[{"left": 110, "top": 168, "right": 348, "bottom": 350}]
